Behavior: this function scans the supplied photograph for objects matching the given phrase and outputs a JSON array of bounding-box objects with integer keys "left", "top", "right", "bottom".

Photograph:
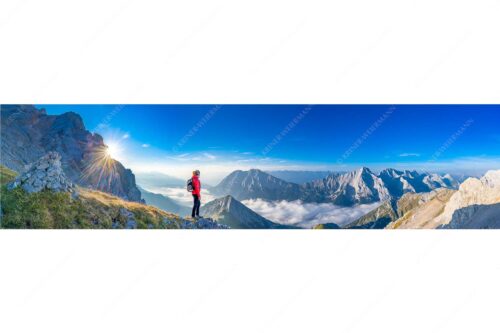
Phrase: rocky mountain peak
[
  {"left": 213, "top": 169, "right": 302, "bottom": 201},
  {"left": 216, "top": 166, "right": 461, "bottom": 206},
  {"left": 358, "top": 166, "right": 373, "bottom": 174},
  {"left": 482, "top": 170, "right": 500, "bottom": 187},
  {"left": 435, "top": 171, "right": 500, "bottom": 228},
  {"left": 206, "top": 195, "right": 236, "bottom": 213},
  {"left": 379, "top": 168, "right": 403, "bottom": 178},
  {"left": 8, "top": 152, "right": 76, "bottom": 194},
  {"left": 202, "top": 195, "right": 289, "bottom": 229},
  {"left": 1, "top": 105, "right": 142, "bottom": 202},
  {"left": 50, "top": 111, "right": 85, "bottom": 132}
]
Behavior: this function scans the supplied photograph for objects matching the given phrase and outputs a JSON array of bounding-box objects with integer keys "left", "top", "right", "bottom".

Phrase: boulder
[{"left": 180, "top": 217, "right": 230, "bottom": 229}]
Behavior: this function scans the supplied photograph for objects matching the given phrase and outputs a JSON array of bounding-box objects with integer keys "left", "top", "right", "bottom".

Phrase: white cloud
[
  {"left": 203, "top": 153, "right": 216, "bottom": 160},
  {"left": 167, "top": 152, "right": 218, "bottom": 162},
  {"left": 142, "top": 186, "right": 216, "bottom": 206},
  {"left": 242, "top": 199, "right": 381, "bottom": 228},
  {"left": 122, "top": 133, "right": 130, "bottom": 139},
  {"left": 399, "top": 153, "right": 420, "bottom": 157},
  {"left": 142, "top": 143, "right": 150, "bottom": 148}
]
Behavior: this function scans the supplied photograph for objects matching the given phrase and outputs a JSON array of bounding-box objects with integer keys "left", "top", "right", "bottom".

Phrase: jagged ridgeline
[
  {"left": 212, "top": 167, "right": 459, "bottom": 205},
  {"left": 1, "top": 105, "right": 142, "bottom": 202},
  {"left": 330, "top": 171, "right": 500, "bottom": 229},
  {"left": 209, "top": 167, "right": 500, "bottom": 229}
]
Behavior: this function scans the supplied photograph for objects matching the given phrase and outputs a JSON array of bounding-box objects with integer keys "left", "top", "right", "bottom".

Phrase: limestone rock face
[
  {"left": 8, "top": 152, "right": 76, "bottom": 193},
  {"left": 383, "top": 170, "right": 500, "bottom": 229},
  {"left": 437, "top": 170, "right": 500, "bottom": 228},
  {"left": 302, "top": 167, "right": 391, "bottom": 205},
  {"left": 386, "top": 189, "right": 455, "bottom": 229},
  {"left": 1, "top": 105, "right": 142, "bottom": 202}
]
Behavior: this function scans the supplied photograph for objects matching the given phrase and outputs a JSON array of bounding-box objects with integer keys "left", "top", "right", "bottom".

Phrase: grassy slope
[
  {"left": 388, "top": 189, "right": 455, "bottom": 229},
  {"left": 0, "top": 165, "right": 184, "bottom": 229},
  {"left": 0, "top": 165, "right": 17, "bottom": 185}
]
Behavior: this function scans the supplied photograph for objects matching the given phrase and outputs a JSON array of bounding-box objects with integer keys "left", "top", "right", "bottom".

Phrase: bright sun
[{"left": 105, "top": 142, "right": 121, "bottom": 159}]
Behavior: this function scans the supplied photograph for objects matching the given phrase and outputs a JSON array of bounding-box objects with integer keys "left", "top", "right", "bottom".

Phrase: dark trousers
[{"left": 192, "top": 194, "right": 200, "bottom": 218}]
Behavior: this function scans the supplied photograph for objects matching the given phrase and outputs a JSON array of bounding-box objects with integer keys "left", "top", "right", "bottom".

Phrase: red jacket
[{"left": 192, "top": 175, "right": 201, "bottom": 196}]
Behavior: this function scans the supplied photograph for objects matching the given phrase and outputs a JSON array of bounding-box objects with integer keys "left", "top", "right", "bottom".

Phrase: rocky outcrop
[
  {"left": 381, "top": 170, "right": 500, "bottom": 229},
  {"left": 109, "top": 206, "right": 229, "bottom": 229},
  {"left": 7, "top": 152, "right": 76, "bottom": 194},
  {"left": 1, "top": 105, "right": 142, "bottom": 201},
  {"left": 345, "top": 187, "right": 456, "bottom": 229},
  {"left": 178, "top": 218, "right": 230, "bottom": 229},
  {"left": 385, "top": 189, "right": 455, "bottom": 229},
  {"left": 202, "top": 195, "right": 295, "bottom": 229},
  {"left": 344, "top": 199, "right": 398, "bottom": 229},
  {"left": 436, "top": 170, "right": 500, "bottom": 228}
]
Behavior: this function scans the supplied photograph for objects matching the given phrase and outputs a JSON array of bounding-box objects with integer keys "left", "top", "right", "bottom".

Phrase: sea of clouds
[
  {"left": 142, "top": 186, "right": 381, "bottom": 228},
  {"left": 242, "top": 199, "right": 382, "bottom": 228},
  {"left": 144, "top": 186, "right": 217, "bottom": 207}
]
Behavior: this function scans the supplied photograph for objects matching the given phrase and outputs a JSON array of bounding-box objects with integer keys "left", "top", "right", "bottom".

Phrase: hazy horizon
[{"left": 135, "top": 165, "right": 490, "bottom": 187}]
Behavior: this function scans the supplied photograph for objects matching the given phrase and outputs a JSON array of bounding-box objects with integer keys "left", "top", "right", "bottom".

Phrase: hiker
[{"left": 188, "top": 170, "right": 201, "bottom": 219}]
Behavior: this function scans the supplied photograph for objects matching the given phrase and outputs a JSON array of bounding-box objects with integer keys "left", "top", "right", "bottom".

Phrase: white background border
[{"left": 1, "top": 1, "right": 500, "bottom": 332}]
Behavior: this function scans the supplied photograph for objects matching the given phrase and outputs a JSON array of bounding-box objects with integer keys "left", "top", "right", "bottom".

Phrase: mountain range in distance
[
  {"left": 267, "top": 170, "right": 333, "bottom": 184},
  {"left": 135, "top": 172, "right": 186, "bottom": 188},
  {"left": 200, "top": 168, "right": 500, "bottom": 229},
  {"left": 211, "top": 167, "right": 461, "bottom": 206}
]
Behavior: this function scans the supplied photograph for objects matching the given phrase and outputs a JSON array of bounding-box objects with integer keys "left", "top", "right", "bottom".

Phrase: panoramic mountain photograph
[{"left": 1, "top": 104, "right": 499, "bottom": 229}]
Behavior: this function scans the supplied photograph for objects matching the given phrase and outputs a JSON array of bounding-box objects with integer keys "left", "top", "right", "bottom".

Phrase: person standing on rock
[{"left": 189, "top": 170, "right": 202, "bottom": 219}]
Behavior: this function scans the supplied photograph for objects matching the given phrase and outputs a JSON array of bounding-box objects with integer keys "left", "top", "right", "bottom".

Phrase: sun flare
[
  {"left": 105, "top": 143, "right": 120, "bottom": 159},
  {"left": 80, "top": 142, "right": 123, "bottom": 192}
]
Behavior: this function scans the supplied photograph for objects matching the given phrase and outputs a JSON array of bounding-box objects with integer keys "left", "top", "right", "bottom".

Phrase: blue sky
[{"left": 38, "top": 105, "right": 500, "bottom": 184}]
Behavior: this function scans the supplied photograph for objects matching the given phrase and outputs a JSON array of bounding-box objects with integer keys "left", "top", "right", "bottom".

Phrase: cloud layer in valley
[
  {"left": 143, "top": 187, "right": 216, "bottom": 207},
  {"left": 242, "top": 199, "right": 382, "bottom": 228}
]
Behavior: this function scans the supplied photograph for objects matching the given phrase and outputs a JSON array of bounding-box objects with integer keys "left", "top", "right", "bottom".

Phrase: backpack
[{"left": 187, "top": 177, "right": 194, "bottom": 192}]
